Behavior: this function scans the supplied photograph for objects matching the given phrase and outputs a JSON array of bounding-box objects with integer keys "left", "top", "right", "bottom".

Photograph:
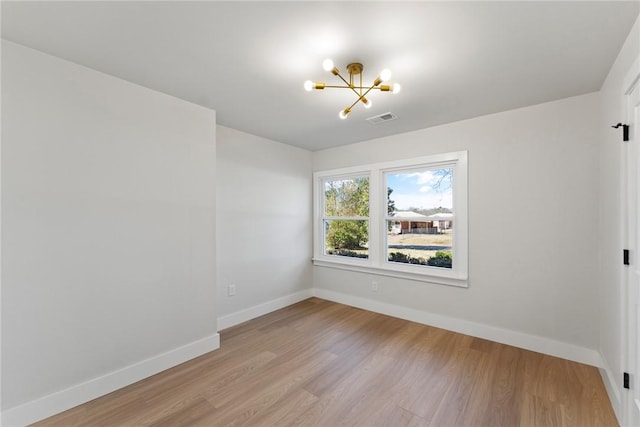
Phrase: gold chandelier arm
[
  {"left": 339, "top": 80, "right": 381, "bottom": 111},
  {"left": 333, "top": 72, "right": 365, "bottom": 99},
  {"left": 322, "top": 85, "right": 358, "bottom": 89},
  {"left": 310, "top": 61, "right": 397, "bottom": 117},
  {"left": 334, "top": 72, "right": 352, "bottom": 88},
  {"left": 358, "top": 83, "right": 377, "bottom": 101},
  {"left": 345, "top": 93, "right": 369, "bottom": 112},
  {"left": 321, "top": 85, "right": 389, "bottom": 90}
]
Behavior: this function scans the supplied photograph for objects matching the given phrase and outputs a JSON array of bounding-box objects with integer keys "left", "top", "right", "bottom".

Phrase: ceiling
[{"left": 2, "top": 1, "right": 639, "bottom": 151}]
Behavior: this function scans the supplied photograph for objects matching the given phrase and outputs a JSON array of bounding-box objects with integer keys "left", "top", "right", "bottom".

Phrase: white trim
[
  {"left": 312, "top": 288, "right": 602, "bottom": 367},
  {"left": 313, "top": 151, "right": 468, "bottom": 284},
  {"left": 313, "top": 260, "right": 468, "bottom": 287},
  {"left": 623, "top": 56, "right": 640, "bottom": 427},
  {"left": 217, "top": 289, "right": 314, "bottom": 331},
  {"left": 623, "top": 56, "right": 640, "bottom": 95},
  {"left": 599, "top": 356, "right": 623, "bottom": 426},
  {"left": 6, "top": 289, "right": 610, "bottom": 426},
  {"left": 1, "top": 334, "right": 220, "bottom": 427}
]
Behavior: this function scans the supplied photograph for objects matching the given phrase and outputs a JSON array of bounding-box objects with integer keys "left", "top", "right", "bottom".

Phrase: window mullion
[{"left": 368, "top": 169, "right": 380, "bottom": 265}]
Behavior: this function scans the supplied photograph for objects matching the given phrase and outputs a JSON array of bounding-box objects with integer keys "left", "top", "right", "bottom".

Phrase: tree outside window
[{"left": 323, "top": 177, "right": 369, "bottom": 258}]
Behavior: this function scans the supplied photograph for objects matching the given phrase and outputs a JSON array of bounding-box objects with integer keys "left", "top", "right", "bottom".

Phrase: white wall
[
  {"left": 1, "top": 18, "right": 635, "bottom": 426},
  {"left": 597, "top": 15, "right": 640, "bottom": 422},
  {"left": 1, "top": 41, "right": 218, "bottom": 425},
  {"left": 216, "top": 126, "right": 313, "bottom": 329},
  {"left": 313, "top": 93, "right": 602, "bottom": 364}
]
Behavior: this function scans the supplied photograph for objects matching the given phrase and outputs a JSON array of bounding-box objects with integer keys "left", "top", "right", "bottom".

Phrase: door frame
[{"left": 623, "top": 56, "right": 640, "bottom": 427}]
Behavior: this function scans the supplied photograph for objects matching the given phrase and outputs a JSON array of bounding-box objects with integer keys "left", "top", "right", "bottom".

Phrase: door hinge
[
  {"left": 624, "top": 372, "right": 630, "bottom": 389},
  {"left": 624, "top": 249, "right": 630, "bottom": 266},
  {"left": 612, "top": 123, "right": 629, "bottom": 142}
]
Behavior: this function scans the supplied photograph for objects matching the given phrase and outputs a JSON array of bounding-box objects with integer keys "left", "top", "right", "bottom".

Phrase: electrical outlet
[
  {"left": 228, "top": 284, "right": 236, "bottom": 296},
  {"left": 371, "top": 281, "right": 379, "bottom": 292}
]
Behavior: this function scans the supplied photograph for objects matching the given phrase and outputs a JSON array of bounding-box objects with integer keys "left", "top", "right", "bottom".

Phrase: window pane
[
  {"left": 386, "top": 167, "right": 453, "bottom": 269},
  {"left": 324, "top": 220, "right": 369, "bottom": 259},
  {"left": 387, "top": 220, "right": 452, "bottom": 268},
  {"left": 324, "top": 177, "right": 369, "bottom": 217}
]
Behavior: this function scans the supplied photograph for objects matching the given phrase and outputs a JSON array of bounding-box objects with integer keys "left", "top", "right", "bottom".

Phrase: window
[
  {"left": 313, "top": 151, "right": 468, "bottom": 286},
  {"left": 322, "top": 175, "right": 370, "bottom": 260},
  {"left": 386, "top": 167, "right": 454, "bottom": 269}
]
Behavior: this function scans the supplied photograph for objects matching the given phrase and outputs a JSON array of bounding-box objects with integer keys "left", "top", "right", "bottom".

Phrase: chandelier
[{"left": 304, "top": 59, "right": 401, "bottom": 119}]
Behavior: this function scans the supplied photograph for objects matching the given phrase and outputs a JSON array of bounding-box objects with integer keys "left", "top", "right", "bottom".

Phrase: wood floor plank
[
  {"left": 239, "top": 388, "right": 319, "bottom": 427},
  {"left": 475, "top": 344, "right": 526, "bottom": 426},
  {"left": 209, "top": 352, "right": 336, "bottom": 427},
  {"left": 32, "top": 298, "right": 619, "bottom": 427},
  {"left": 372, "top": 405, "right": 428, "bottom": 427},
  {"left": 149, "top": 397, "right": 214, "bottom": 427},
  {"left": 429, "top": 347, "right": 487, "bottom": 426},
  {"left": 294, "top": 353, "right": 397, "bottom": 426},
  {"left": 398, "top": 330, "right": 474, "bottom": 421},
  {"left": 132, "top": 351, "right": 279, "bottom": 426}
]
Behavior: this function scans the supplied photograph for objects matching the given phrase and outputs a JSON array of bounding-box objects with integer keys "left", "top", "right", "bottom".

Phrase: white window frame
[
  {"left": 320, "top": 172, "right": 371, "bottom": 264},
  {"left": 313, "top": 151, "right": 468, "bottom": 287}
]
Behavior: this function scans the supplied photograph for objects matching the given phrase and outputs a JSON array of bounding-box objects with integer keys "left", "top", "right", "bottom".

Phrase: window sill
[{"left": 312, "top": 258, "right": 469, "bottom": 288}]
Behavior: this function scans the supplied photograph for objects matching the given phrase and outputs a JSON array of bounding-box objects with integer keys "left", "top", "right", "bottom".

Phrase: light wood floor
[{"left": 33, "top": 298, "right": 618, "bottom": 426}]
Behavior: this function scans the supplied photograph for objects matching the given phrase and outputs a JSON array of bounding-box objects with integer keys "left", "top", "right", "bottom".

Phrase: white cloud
[
  {"left": 393, "top": 192, "right": 453, "bottom": 210},
  {"left": 407, "top": 171, "right": 435, "bottom": 185}
]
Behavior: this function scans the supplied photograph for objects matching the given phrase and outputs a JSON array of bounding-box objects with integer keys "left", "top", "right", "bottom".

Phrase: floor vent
[{"left": 366, "top": 112, "right": 398, "bottom": 124}]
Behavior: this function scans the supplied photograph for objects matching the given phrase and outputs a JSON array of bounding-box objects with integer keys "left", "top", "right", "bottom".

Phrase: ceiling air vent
[{"left": 366, "top": 112, "right": 398, "bottom": 125}]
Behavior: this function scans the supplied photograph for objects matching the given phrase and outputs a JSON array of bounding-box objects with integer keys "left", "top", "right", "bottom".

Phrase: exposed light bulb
[
  {"left": 304, "top": 80, "right": 314, "bottom": 92},
  {"left": 380, "top": 68, "right": 392, "bottom": 82},
  {"left": 322, "top": 59, "right": 335, "bottom": 71},
  {"left": 362, "top": 98, "right": 372, "bottom": 109},
  {"left": 392, "top": 83, "right": 402, "bottom": 94},
  {"left": 339, "top": 108, "right": 351, "bottom": 119}
]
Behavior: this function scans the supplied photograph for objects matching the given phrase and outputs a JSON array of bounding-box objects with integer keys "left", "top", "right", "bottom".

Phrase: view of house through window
[
  {"left": 323, "top": 176, "right": 370, "bottom": 259},
  {"left": 322, "top": 168, "right": 454, "bottom": 269},
  {"left": 314, "top": 151, "right": 466, "bottom": 283},
  {"left": 386, "top": 168, "right": 454, "bottom": 268}
]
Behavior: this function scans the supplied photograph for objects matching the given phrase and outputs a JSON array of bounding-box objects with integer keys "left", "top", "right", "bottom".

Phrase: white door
[{"left": 625, "top": 73, "right": 640, "bottom": 427}]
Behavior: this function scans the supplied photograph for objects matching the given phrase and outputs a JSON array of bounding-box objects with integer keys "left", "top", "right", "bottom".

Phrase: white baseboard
[
  {"left": 599, "top": 355, "right": 623, "bottom": 425},
  {"left": 3, "top": 288, "right": 609, "bottom": 426},
  {"left": 313, "top": 288, "right": 603, "bottom": 367},
  {"left": 217, "top": 289, "right": 314, "bottom": 331},
  {"left": 1, "top": 333, "right": 220, "bottom": 427}
]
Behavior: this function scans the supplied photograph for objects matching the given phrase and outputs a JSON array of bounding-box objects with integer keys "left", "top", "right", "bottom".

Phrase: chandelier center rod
[{"left": 346, "top": 63, "right": 363, "bottom": 92}]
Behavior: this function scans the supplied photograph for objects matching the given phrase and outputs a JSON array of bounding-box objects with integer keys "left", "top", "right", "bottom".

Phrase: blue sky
[{"left": 386, "top": 168, "right": 453, "bottom": 211}]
